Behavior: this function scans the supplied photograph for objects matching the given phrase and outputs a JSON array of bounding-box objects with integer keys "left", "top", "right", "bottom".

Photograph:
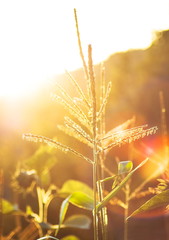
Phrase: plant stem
[
  {"left": 124, "top": 182, "right": 130, "bottom": 240},
  {"left": 37, "top": 187, "right": 44, "bottom": 222},
  {"left": 97, "top": 172, "right": 107, "bottom": 240},
  {"left": 13, "top": 192, "right": 21, "bottom": 235},
  {"left": 93, "top": 161, "right": 98, "bottom": 240},
  {"left": 98, "top": 63, "right": 108, "bottom": 240},
  {"left": 0, "top": 169, "right": 4, "bottom": 240},
  {"left": 96, "top": 158, "right": 149, "bottom": 212},
  {"left": 92, "top": 118, "right": 99, "bottom": 240},
  {"left": 88, "top": 44, "right": 99, "bottom": 240}
]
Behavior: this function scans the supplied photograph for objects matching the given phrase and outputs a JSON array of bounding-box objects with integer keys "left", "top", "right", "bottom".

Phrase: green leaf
[
  {"left": 60, "top": 180, "right": 93, "bottom": 198},
  {"left": 58, "top": 180, "right": 94, "bottom": 210},
  {"left": 69, "top": 192, "right": 94, "bottom": 210},
  {"left": 63, "top": 214, "right": 91, "bottom": 229},
  {"left": 128, "top": 189, "right": 169, "bottom": 219},
  {"left": 2, "top": 199, "right": 16, "bottom": 214},
  {"left": 55, "top": 196, "right": 70, "bottom": 236},
  {"left": 38, "top": 214, "right": 91, "bottom": 231},
  {"left": 96, "top": 158, "right": 149, "bottom": 212},
  {"left": 61, "top": 236, "right": 80, "bottom": 240},
  {"left": 118, "top": 161, "right": 133, "bottom": 174}
]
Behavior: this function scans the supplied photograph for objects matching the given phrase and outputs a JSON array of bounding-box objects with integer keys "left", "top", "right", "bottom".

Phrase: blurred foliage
[
  {"left": 0, "top": 29, "right": 169, "bottom": 239},
  {"left": 129, "top": 189, "right": 169, "bottom": 218}
]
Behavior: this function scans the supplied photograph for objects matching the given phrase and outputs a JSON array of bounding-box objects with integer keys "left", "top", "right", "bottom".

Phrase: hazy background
[
  {"left": 0, "top": 0, "right": 169, "bottom": 98},
  {"left": 1, "top": 1, "right": 169, "bottom": 240}
]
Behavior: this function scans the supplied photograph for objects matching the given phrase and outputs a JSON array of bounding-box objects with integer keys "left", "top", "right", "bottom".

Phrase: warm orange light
[
  {"left": 136, "top": 137, "right": 169, "bottom": 179},
  {"left": 1, "top": 1, "right": 169, "bottom": 101}
]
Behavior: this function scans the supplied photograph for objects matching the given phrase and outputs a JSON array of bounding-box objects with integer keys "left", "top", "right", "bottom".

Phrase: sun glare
[{"left": 0, "top": 0, "right": 169, "bottom": 101}]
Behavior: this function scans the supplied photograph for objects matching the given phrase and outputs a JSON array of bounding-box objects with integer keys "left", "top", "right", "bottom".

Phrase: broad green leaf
[
  {"left": 60, "top": 180, "right": 93, "bottom": 198},
  {"left": 2, "top": 199, "right": 16, "bottom": 214},
  {"left": 38, "top": 214, "right": 91, "bottom": 231},
  {"left": 55, "top": 196, "right": 71, "bottom": 236},
  {"left": 38, "top": 214, "right": 91, "bottom": 232},
  {"left": 61, "top": 236, "right": 80, "bottom": 240},
  {"left": 69, "top": 192, "right": 94, "bottom": 210},
  {"left": 118, "top": 161, "right": 133, "bottom": 174},
  {"left": 128, "top": 189, "right": 169, "bottom": 219},
  {"left": 96, "top": 158, "right": 149, "bottom": 212},
  {"left": 63, "top": 214, "right": 91, "bottom": 229},
  {"left": 37, "top": 237, "right": 59, "bottom": 240}
]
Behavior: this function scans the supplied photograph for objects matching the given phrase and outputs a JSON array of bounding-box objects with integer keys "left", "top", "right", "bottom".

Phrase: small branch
[
  {"left": 51, "top": 93, "right": 91, "bottom": 130},
  {"left": 65, "top": 70, "right": 91, "bottom": 108},
  {"left": 74, "top": 9, "right": 89, "bottom": 82},
  {"left": 98, "top": 124, "right": 148, "bottom": 142},
  {"left": 56, "top": 83, "right": 90, "bottom": 125},
  {"left": 99, "top": 126, "right": 158, "bottom": 153},
  {"left": 64, "top": 116, "right": 93, "bottom": 144},
  {"left": 23, "top": 134, "right": 93, "bottom": 164},
  {"left": 97, "top": 82, "right": 112, "bottom": 120},
  {"left": 58, "top": 124, "right": 94, "bottom": 148}
]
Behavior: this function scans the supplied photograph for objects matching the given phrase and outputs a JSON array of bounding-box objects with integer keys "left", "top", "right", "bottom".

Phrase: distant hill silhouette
[{"left": 56, "top": 29, "right": 169, "bottom": 129}]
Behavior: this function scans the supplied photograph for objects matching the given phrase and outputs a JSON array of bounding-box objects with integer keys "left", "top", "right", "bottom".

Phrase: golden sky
[{"left": 0, "top": 0, "right": 169, "bottom": 99}]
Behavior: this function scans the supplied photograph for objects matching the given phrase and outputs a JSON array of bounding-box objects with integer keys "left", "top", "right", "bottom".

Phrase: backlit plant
[{"left": 23, "top": 9, "right": 159, "bottom": 240}]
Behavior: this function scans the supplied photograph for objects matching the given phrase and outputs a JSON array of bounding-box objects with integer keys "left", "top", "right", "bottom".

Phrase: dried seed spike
[
  {"left": 64, "top": 116, "right": 93, "bottom": 144},
  {"left": 55, "top": 83, "right": 90, "bottom": 125},
  {"left": 100, "top": 62, "right": 106, "bottom": 102},
  {"left": 88, "top": 44, "right": 97, "bottom": 132},
  {"left": 58, "top": 124, "right": 93, "bottom": 148},
  {"left": 65, "top": 70, "right": 91, "bottom": 108},
  {"left": 99, "top": 124, "right": 148, "bottom": 142},
  {"left": 88, "top": 44, "right": 96, "bottom": 101},
  {"left": 74, "top": 9, "right": 89, "bottom": 81},
  {"left": 99, "top": 126, "right": 158, "bottom": 153},
  {"left": 99, "top": 62, "right": 106, "bottom": 136},
  {"left": 97, "top": 81, "right": 112, "bottom": 120},
  {"left": 23, "top": 133, "right": 93, "bottom": 164},
  {"left": 51, "top": 93, "right": 91, "bottom": 130}
]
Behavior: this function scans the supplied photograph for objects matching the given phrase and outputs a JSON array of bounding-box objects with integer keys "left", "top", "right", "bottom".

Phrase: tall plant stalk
[
  {"left": 88, "top": 44, "right": 99, "bottom": 240},
  {"left": 98, "top": 63, "right": 108, "bottom": 240},
  {"left": 0, "top": 169, "right": 4, "bottom": 240},
  {"left": 124, "top": 182, "right": 130, "bottom": 240},
  {"left": 23, "top": 9, "right": 158, "bottom": 240},
  {"left": 74, "top": 10, "right": 104, "bottom": 239}
]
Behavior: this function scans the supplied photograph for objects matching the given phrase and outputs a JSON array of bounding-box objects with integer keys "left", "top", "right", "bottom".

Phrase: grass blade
[{"left": 96, "top": 158, "right": 149, "bottom": 212}]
